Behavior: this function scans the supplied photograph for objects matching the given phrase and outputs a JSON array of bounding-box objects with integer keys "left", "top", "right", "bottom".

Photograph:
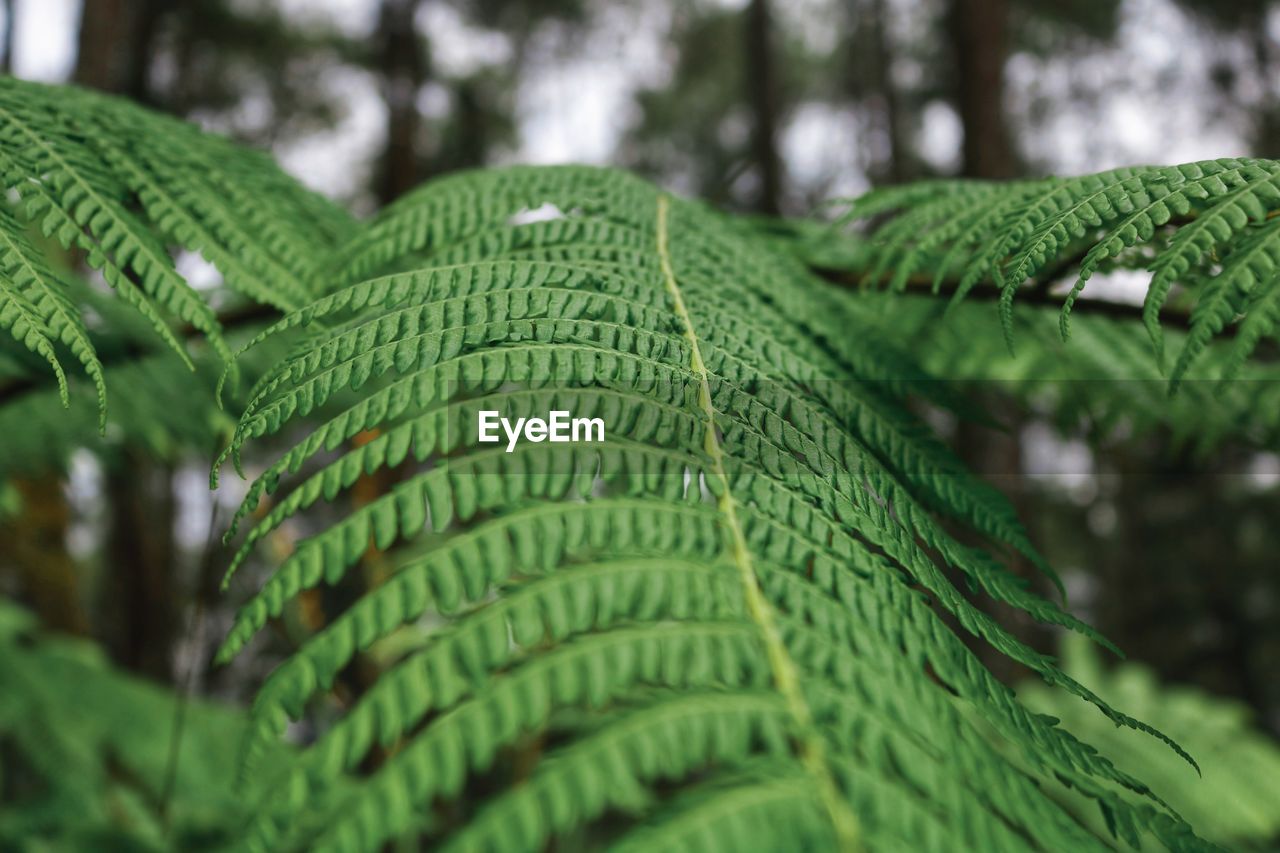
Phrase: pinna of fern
[
  {"left": 830, "top": 159, "right": 1280, "bottom": 391},
  {"left": 0, "top": 76, "right": 352, "bottom": 426},
  {"left": 213, "top": 164, "right": 1212, "bottom": 853},
  {"left": 840, "top": 292, "right": 1280, "bottom": 454},
  {"left": 0, "top": 292, "right": 292, "bottom": 479}
]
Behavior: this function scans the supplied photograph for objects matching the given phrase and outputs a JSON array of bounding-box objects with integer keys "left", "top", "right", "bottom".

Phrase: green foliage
[
  {"left": 0, "top": 76, "right": 352, "bottom": 426},
  {"left": 1019, "top": 634, "right": 1280, "bottom": 849},
  {"left": 841, "top": 292, "right": 1280, "bottom": 453},
  {"left": 0, "top": 599, "right": 280, "bottom": 851},
  {"left": 833, "top": 160, "right": 1280, "bottom": 391},
  {"left": 0, "top": 271, "right": 293, "bottom": 478},
  {"left": 214, "top": 164, "right": 1210, "bottom": 852},
  {"left": 4, "top": 82, "right": 1276, "bottom": 853}
]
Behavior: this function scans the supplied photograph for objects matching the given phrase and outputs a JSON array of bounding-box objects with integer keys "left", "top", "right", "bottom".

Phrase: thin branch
[
  {"left": 813, "top": 259, "right": 1280, "bottom": 363},
  {"left": 160, "top": 489, "right": 224, "bottom": 834},
  {"left": 813, "top": 263, "right": 1194, "bottom": 328}
]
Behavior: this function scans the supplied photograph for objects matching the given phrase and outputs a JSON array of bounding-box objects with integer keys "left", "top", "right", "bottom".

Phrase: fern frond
[
  {"left": 217, "top": 165, "right": 1209, "bottom": 852},
  {"left": 0, "top": 77, "right": 353, "bottom": 421},
  {"left": 0, "top": 207, "right": 73, "bottom": 411},
  {"left": 835, "top": 159, "right": 1280, "bottom": 387},
  {"left": 0, "top": 291, "right": 288, "bottom": 478},
  {"left": 861, "top": 292, "right": 1280, "bottom": 452}
]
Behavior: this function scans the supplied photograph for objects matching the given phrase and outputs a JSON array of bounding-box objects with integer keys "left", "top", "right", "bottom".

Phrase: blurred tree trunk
[
  {"left": 376, "top": 0, "right": 429, "bottom": 204},
  {"left": 947, "top": 0, "right": 1031, "bottom": 686},
  {"left": 867, "top": 0, "right": 909, "bottom": 183},
  {"left": 123, "top": 0, "right": 167, "bottom": 103},
  {"left": 0, "top": 478, "right": 87, "bottom": 634},
  {"left": 0, "top": 0, "right": 158, "bottom": 643},
  {"left": 73, "top": 0, "right": 165, "bottom": 100},
  {"left": 949, "top": 0, "right": 1016, "bottom": 178},
  {"left": 451, "top": 80, "right": 488, "bottom": 171},
  {"left": 1098, "top": 449, "right": 1275, "bottom": 732},
  {"left": 363, "top": 0, "right": 428, "bottom": 628},
  {"left": 73, "top": 0, "right": 129, "bottom": 90},
  {"left": 1249, "top": 16, "right": 1280, "bottom": 158},
  {"left": 75, "top": 0, "right": 178, "bottom": 681},
  {"left": 102, "top": 453, "right": 178, "bottom": 682},
  {"left": 952, "top": 402, "right": 1052, "bottom": 685},
  {"left": 745, "top": 0, "right": 783, "bottom": 214},
  {"left": 325, "top": 0, "right": 433, "bottom": 726},
  {"left": 1, "top": 0, "right": 14, "bottom": 74}
]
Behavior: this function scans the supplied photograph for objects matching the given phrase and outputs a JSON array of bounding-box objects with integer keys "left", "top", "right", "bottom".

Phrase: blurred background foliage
[
  {"left": 1018, "top": 633, "right": 1280, "bottom": 850},
  {"left": 0, "top": 0, "right": 1278, "bottom": 848},
  {"left": 0, "top": 597, "right": 307, "bottom": 850}
]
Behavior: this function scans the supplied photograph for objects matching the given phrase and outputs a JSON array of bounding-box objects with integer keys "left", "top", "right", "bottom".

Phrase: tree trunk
[
  {"left": 451, "top": 80, "right": 488, "bottom": 171},
  {"left": 376, "top": 0, "right": 429, "bottom": 204},
  {"left": 1249, "top": 13, "right": 1280, "bottom": 158},
  {"left": 73, "top": 0, "right": 164, "bottom": 99},
  {"left": 122, "top": 0, "right": 168, "bottom": 104},
  {"left": 952, "top": 403, "right": 1052, "bottom": 685},
  {"left": 867, "top": 0, "right": 909, "bottom": 183},
  {"left": 0, "top": 478, "right": 87, "bottom": 634},
  {"left": 75, "top": 0, "right": 177, "bottom": 681},
  {"left": 949, "top": 0, "right": 1016, "bottom": 178},
  {"left": 946, "top": 0, "right": 1031, "bottom": 687},
  {"left": 745, "top": 0, "right": 783, "bottom": 214},
  {"left": 101, "top": 452, "right": 178, "bottom": 682},
  {"left": 74, "top": 0, "right": 130, "bottom": 90},
  {"left": 1, "top": 0, "right": 15, "bottom": 74}
]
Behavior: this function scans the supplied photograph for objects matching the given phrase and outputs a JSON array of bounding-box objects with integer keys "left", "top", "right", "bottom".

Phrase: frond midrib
[{"left": 654, "top": 193, "right": 863, "bottom": 850}]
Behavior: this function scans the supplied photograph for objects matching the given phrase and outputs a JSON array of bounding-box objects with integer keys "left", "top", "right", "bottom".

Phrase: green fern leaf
[
  {"left": 217, "top": 165, "right": 1207, "bottom": 853},
  {"left": 0, "top": 78, "right": 353, "bottom": 415},
  {"left": 835, "top": 158, "right": 1280, "bottom": 385}
]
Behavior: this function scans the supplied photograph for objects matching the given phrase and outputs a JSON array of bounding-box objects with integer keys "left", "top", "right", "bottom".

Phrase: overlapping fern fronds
[
  {"left": 0, "top": 76, "right": 352, "bottom": 426},
  {"left": 214, "top": 164, "right": 1210, "bottom": 852},
  {"left": 843, "top": 293, "right": 1280, "bottom": 453},
  {"left": 0, "top": 81, "right": 1258, "bottom": 853},
  {"left": 831, "top": 160, "right": 1280, "bottom": 391}
]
